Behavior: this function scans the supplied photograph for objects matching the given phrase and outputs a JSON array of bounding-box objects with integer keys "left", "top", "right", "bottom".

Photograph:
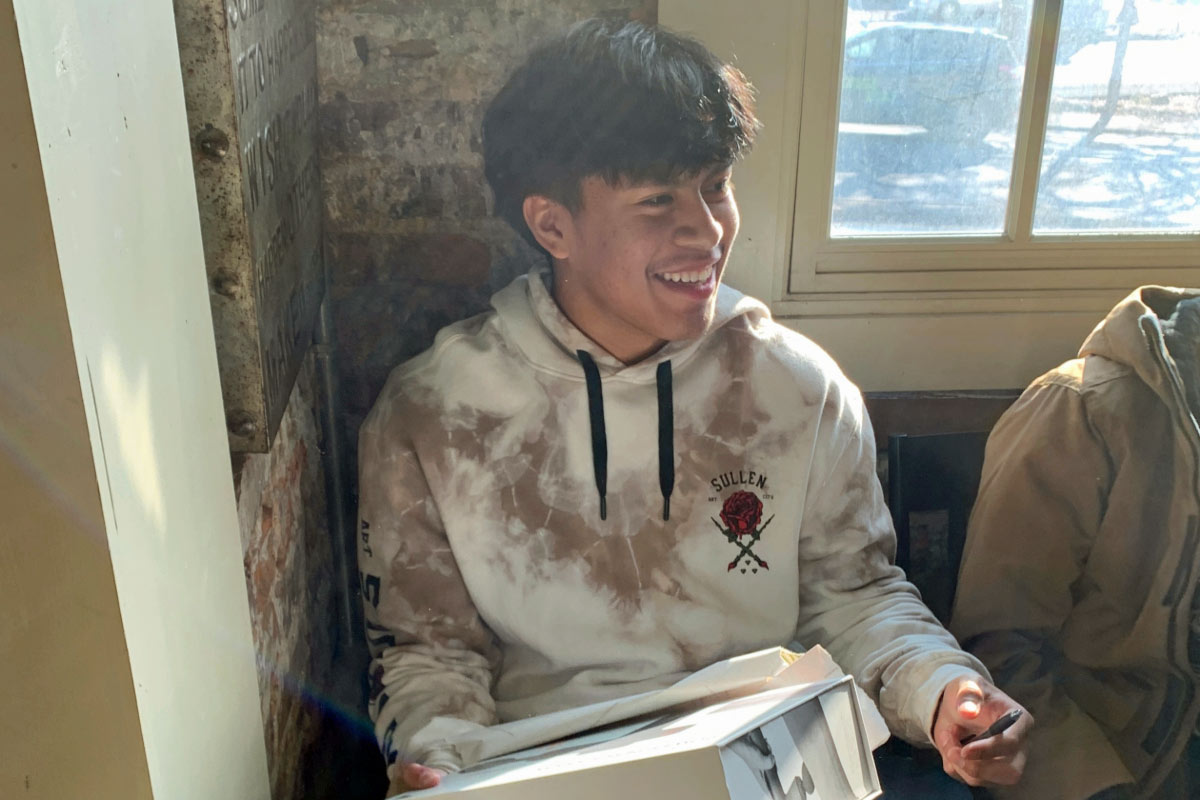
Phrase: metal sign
[{"left": 176, "top": 0, "right": 325, "bottom": 452}]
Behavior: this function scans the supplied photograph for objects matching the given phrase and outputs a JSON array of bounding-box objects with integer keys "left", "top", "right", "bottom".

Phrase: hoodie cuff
[
  {"left": 420, "top": 747, "right": 463, "bottom": 774},
  {"left": 386, "top": 747, "right": 462, "bottom": 781}
]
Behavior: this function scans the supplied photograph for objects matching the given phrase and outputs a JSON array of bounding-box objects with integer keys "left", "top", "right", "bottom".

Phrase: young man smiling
[
  {"left": 524, "top": 164, "right": 736, "bottom": 365},
  {"left": 357, "top": 18, "right": 1031, "bottom": 797}
]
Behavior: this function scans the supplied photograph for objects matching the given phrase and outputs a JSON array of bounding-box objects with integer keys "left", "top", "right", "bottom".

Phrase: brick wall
[{"left": 235, "top": 353, "right": 339, "bottom": 800}]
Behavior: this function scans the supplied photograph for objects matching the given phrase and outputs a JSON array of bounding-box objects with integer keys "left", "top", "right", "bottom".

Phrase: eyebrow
[{"left": 619, "top": 163, "right": 734, "bottom": 190}]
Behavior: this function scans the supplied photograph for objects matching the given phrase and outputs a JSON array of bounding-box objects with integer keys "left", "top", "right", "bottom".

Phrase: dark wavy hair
[{"left": 482, "top": 18, "right": 760, "bottom": 252}]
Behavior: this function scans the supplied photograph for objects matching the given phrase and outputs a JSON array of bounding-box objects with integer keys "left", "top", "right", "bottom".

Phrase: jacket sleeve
[
  {"left": 949, "top": 379, "right": 1134, "bottom": 797},
  {"left": 357, "top": 387, "right": 501, "bottom": 774},
  {"left": 792, "top": 378, "right": 988, "bottom": 745}
]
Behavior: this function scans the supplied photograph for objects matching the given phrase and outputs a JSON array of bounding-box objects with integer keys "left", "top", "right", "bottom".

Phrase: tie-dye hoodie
[{"left": 357, "top": 268, "right": 986, "bottom": 773}]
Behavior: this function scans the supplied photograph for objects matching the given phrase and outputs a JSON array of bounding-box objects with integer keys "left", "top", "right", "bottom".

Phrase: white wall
[
  {"left": 1, "top": 1, "right": 153, "bottom": 795},
  {"left": 9, "top": 1, "right": 271, "bottom": 797}
]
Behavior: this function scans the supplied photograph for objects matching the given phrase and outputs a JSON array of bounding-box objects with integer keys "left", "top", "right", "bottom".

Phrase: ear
[{"left": 522, "top": 195, "right": 573, "bottom": 261}]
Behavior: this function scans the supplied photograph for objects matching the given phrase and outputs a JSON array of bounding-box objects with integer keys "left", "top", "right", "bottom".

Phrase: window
[
  {"left": 1034, "top": 1, "right": 1200, "bottom": 233},
  {"left": 832, "top": 19, "right": 1030, "bottom": 235},
  {"left": 661, "top": 0, "right": 1200, "bottom": 390}
]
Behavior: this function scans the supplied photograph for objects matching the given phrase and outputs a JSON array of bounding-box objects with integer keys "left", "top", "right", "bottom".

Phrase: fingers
[
  {"left": 962, "top": 710, "right": 1033, "bottom": 762},
  {"left": 954, "top": 679, "right": 984, "bottom": 721},
  {"left": 404, "top": 763, "right": 445, "bottom": 789},
  {"left": 932, "top": 678, "right": 986, "bottom": 753},
  {"left": 931, "top": 678, "right": 984, "bottom": 752},
  {"left": 945, "top": 759, "right": 1025, "bottom": 787},
  {"left": 941, "top": 745, "right": 1023, "bottom": 787},
  {"left": 932, "top": 677, "right": 1033, "bottom": 788},
  {"left": 390, "top": 762, "right": 445, "bottom": 792},
  {"left": 945, "top": 747, "right": 1028, "bottom": 787}
]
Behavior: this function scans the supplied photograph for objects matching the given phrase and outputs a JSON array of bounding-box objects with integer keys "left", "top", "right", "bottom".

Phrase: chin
[{"left": 661, "top": 313, "right": 714, "bottom": 343}]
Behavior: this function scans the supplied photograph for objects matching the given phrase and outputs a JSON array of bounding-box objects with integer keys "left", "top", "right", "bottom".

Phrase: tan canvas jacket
[{"left": 952, "top": 286, "right": 1200, "bottom": 800}]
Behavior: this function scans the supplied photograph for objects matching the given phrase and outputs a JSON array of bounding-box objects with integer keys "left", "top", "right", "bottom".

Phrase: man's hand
[
  {"left": 386, "top": 762, "right": 447, "bottom": 796},
  {"left": 932, "top": 675, "right": 1032, "bottom": 787}
]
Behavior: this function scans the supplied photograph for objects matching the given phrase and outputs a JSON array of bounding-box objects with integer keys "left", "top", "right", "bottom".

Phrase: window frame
[{"left": 660, "top": 0, "right": 1200, "bottom": 390}]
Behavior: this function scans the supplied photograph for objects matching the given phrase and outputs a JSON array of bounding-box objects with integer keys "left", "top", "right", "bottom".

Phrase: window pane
[
  {"left": 1033, "top": 0, "right": 1200, "bottom": 234},
  {"left": 831, "top": 2, "right": 1035, "bottom": 237}
]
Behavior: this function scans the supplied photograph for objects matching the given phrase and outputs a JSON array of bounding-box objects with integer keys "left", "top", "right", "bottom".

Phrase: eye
[
  {"left": 706, "top": 177, "right": 732, "bottom": 196},
  {"left": 639, "top": 193, "right": 673, "bottom": 208}
]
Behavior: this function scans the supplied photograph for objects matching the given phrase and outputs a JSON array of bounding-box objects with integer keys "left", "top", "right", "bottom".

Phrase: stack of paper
[{"left": 392, "top": 647, "right": 887, "bottom": 800}]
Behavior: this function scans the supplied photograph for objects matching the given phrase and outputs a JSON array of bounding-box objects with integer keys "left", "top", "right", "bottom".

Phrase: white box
[{"left": 392, "top": 674, "right": 881, "bottom": 800}]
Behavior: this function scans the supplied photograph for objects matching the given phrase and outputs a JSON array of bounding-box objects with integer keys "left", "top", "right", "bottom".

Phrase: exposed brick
[
  {"left": 236, "top": 354, "right": 339, "bottom": 800},
  {"left": 322, "top": 161, "right": 490, "bottom": 227},
  {"left": 328, "top": 231, "right": 492, "bottom": 287},
  {"left": 320, "top": 91, "right": 401, "bottom": 153},
  {"left": 388, "top": 38, "right": 438, "bottom": 59}
]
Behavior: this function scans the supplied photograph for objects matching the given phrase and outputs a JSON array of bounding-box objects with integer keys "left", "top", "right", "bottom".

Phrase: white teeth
[{"left": 661, "top": 266, "right": 713, "bottom": 284}]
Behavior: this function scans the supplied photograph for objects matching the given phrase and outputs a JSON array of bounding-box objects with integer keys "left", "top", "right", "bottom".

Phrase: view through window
[{"left": 831, "top": 0, "right": 1200, "bottom": 238}]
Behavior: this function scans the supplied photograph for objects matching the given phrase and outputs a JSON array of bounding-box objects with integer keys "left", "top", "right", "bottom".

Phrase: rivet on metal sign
[{"left": 196, "top": 124, "right": 231, "bottom": 159}]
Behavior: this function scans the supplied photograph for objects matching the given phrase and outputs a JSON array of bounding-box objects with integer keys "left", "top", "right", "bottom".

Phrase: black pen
[{"left": 960, "top": 708, "right": 1023, "bottom": 745}]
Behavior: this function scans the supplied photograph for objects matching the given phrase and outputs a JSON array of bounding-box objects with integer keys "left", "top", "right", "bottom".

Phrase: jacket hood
[
  {"left": 1079, "top": 286, "right": 1200, "bottom": 415},
  {"left": 489, "top": 266, "right": 769, "bottom": 382}
]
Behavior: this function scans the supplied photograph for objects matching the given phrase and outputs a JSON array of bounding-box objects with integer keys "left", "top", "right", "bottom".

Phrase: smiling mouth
[{"left": 656, "top": 265, "right": 715, "bottom": 285}]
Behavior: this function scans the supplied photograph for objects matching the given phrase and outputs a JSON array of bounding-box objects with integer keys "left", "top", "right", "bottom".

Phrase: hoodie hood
[
  {"left": 489, "top": 266, "right": 769, "bottom": 522},
  {"left": 490, "top": 266, "right": 769, "bottom": 381},
  {"left": 1080, "top": 286, "right": 1200, "bottom": 420}
]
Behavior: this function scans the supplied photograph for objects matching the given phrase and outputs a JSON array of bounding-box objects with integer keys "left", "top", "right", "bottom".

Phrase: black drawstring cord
[
  {"left": 577, "top": 350, "right": 608, "bottom": 520},
  {"left": 576, "top": 352, "right": 675, "bottom": 523},
  {"left": 657, "top": 361, "right": 675, "bottom": 521}
]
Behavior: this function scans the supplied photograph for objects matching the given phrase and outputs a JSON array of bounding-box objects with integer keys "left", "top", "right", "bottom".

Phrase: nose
[{"left": 673, "top": 192, "right": 723, "bottom": 252}]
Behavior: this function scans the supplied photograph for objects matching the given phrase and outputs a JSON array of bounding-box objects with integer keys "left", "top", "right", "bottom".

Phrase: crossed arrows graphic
[{"left": 712, "top": 514, "right": 774, "bottom": 572}]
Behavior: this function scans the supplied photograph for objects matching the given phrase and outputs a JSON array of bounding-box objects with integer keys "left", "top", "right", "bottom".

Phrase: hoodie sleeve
[
  {"left": 792, "top": 376, "right": 987, "bottom": 745},
  {"left": 949, "top": 378, "right": 1134, "bottom": 797},
  {"left": 357, "top": 386, "right": 501, "bottom": 774}
]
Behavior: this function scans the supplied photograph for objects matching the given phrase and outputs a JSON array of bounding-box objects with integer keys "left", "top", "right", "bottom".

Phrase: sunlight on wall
[{"left": 100, "top": 349, "right": 165, "bottom": 533}]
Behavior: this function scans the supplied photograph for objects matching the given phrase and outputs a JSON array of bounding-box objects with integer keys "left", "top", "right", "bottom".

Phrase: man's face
[{"left": 547, "top": 164, "right": 740, "bottom": 364}]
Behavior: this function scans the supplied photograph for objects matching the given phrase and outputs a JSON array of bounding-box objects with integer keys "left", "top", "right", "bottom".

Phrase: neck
[{"left": 550, "top": 270, "right": 664, "bottom": 365}]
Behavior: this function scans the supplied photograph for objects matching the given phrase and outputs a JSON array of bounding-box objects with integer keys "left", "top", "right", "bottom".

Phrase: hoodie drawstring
[
  {"left": 577, "top": 350, "right": 608, "bottom": 521},
  {"left": 657, "top": 361, "right": 675, "bottom": 522},
  {"left": 576, "top": 351, "right": 675, "bottom": 522}
]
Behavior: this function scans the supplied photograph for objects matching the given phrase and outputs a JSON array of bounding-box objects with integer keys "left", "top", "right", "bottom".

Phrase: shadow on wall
[{"left": 325, "top": 231, "right": 537, "bottom": 441}]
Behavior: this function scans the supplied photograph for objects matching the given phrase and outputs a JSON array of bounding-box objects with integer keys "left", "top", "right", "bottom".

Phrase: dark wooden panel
[{"left": 864, "top": 390, "right": 1021, "bottom": 453}]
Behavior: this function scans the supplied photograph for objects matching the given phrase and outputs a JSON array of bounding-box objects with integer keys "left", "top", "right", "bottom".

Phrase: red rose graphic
[{"left": 720, "top": 490, "right": 763, "bottom": 537}]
